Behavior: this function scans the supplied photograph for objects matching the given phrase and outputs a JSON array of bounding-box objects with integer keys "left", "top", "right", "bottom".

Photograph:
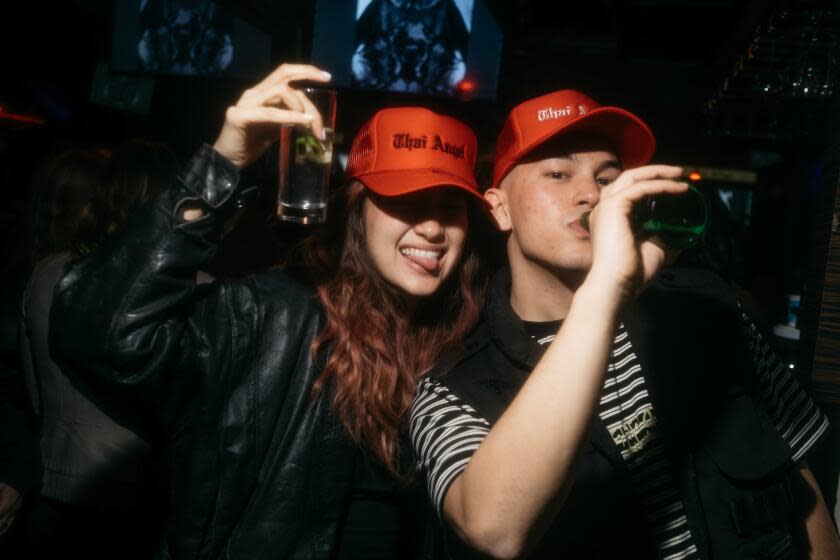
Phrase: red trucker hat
[
  {"left": 492, "top": 90, "right": 656, "bottom": 188},
  {"left": 346, "top": 107, "right": 485, "bottom": 204}
]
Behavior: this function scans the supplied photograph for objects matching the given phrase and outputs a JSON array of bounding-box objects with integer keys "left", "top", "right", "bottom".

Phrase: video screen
[
  {"left": 312, "top": 0, "right": 502, "bottom": 100},
  {"left": 716, "top": 187, "right": 754, "bottom": 227},
  {"left": 112, "top": 0, "right": 271, "bottom": 79}
]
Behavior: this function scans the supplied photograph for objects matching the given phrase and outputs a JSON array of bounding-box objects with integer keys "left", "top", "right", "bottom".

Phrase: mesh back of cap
[{"left": 346, "top": 121, "right": 374, "bottom": 178}]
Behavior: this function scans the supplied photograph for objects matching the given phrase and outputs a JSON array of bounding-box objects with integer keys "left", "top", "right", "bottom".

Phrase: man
[{"left": 410, "top": 89, "right": 840, "bottom": 558}]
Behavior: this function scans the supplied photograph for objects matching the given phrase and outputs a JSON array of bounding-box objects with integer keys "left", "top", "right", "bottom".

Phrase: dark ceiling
[
  {"left": 208, "top": 0, "right": 760, "bottom": 130},
  {"left": 4, "top": 0, "right": 835, "bottom": 167}
]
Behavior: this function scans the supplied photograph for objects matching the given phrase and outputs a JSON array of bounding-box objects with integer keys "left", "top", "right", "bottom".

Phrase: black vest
[{"left": 431, "top": 268, "right": 802, "bottom": 559}]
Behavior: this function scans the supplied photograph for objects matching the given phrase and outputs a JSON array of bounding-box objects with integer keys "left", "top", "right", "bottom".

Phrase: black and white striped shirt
[
  {"left": 600, "top": 324, "right": 698, "bottom": 560},
  {"left": 410, "top": 316, "right": 828, "bottom": 559}
]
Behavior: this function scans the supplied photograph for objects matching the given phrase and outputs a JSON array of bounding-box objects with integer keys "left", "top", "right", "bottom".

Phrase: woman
[{"left": 50, "top": 64, "right": 489, "bottom": 559}]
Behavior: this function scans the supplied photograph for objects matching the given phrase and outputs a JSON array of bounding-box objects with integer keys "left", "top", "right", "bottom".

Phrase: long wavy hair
[
  {"left": 102, "top": 139, "right": 178, "bottom": 233},
  {"left": 28, "top": 149, "right": 108, "bottom": 263},
  {"left": 295, "top": 181, "right": 489, "bottom": 476}
]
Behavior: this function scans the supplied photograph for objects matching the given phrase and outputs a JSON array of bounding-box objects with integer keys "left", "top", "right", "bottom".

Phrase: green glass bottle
[{"left": 580, "top": 185, "right": 708, "bottom": 250}]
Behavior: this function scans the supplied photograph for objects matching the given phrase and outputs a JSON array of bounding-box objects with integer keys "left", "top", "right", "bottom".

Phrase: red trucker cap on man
[{"left": 492, "top": 90, "right": 656, "bottom": 188}]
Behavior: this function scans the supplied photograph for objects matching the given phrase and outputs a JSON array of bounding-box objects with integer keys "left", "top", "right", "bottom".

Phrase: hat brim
[
  {"left": 356, "top": 169, "right": 490, "bottom": 207},
  {"left": 526, "top": 107, "right": 655, "bottom": 168},
  {"left": 497, "top": 107, "right": 656, "bottom": 187}
]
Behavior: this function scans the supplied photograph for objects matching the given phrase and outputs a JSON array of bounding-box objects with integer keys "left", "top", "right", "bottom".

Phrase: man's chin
[{"left": 546, "top": 260, "right": 591, "bottom": 286}]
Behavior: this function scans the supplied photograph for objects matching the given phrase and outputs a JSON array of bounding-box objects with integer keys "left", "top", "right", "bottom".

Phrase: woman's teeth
[{"left": 400, "top": 248, "right": 442, "bottom": 260}]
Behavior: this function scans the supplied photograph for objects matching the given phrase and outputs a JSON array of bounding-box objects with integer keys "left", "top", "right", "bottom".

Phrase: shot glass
[{"left": 276, "top": 87, "right": 337, "bottom": 224}]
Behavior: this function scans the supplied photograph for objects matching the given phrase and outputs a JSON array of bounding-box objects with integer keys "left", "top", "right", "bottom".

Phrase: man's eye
[
  {"left": 596, "top": 177, "right": 615, "bottom": 187},
  {"left": 548, "top": 170, "right": 568, "bottom": 180}
]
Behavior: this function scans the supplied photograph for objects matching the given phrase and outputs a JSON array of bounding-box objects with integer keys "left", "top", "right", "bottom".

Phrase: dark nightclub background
[{"left": 2, "top": 0, "right": 840, "bottom": 521}]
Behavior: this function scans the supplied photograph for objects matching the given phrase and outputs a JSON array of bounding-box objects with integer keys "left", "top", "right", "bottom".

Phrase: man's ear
[{"left": 484, "top": 187, "right": 512, "bottom": 232}]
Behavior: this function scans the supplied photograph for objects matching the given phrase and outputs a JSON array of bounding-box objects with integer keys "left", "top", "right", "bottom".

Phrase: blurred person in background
[
  {"left": 21, "top": 141, "right": 177, "bottom": 559},
  {"left": 0, "top": 132, "right": 44, "bottom": 557}
]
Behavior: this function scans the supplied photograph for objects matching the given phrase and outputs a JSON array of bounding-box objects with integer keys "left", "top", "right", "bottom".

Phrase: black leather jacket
[{"left": 49, "top": 145, "right": 382, "bottom": 559}]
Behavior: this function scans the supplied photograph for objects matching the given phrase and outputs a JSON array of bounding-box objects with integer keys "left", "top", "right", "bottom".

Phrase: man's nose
[{"left": 573, "top": 178, "right": 601, "bottom": 207}]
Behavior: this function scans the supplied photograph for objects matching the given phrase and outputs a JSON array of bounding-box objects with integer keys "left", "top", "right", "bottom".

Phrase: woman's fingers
[
  {"left": 245, "top": 64, "right": 331, "bottom": 103},
  {"left": 234, "top": 63, "right": 331, "bottom": 133},
  {"left": 237, "top": 86, "right": 327, "bottom": 139},
  {"left": 213, "top": 62, "right": 331, "bottom": 168},
  {"left": 294, "top": 89, "right": 326, "bottom": 140},
  {"left": 226, "top": 105, "right": 315, "bottom": 128},
  {"left": 241, "top": 83, "right": 306, "bottom": 113},
  {"left": 263, "top": 63, "right": 331, "bottom": 86}
]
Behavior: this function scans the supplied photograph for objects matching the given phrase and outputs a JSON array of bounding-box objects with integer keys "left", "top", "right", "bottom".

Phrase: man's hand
[
  {"left": 585, "top": 165, "right": 687, "bottom": 306},
  {"left": 0, "top": 482, "right": 22, "bottom": 537}
]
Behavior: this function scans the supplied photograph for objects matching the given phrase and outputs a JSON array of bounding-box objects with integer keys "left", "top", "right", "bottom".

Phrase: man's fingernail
[
  {"left": 303, "top": 114, "right": 315, "bottom": 121},
  {"left": 321, "top": 71, "right": 332, "bottom": 79}
]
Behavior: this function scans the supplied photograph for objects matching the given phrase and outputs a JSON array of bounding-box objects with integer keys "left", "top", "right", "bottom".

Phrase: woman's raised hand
[{"left": 212, "top": 63, "right": 332, "bottom": 169}]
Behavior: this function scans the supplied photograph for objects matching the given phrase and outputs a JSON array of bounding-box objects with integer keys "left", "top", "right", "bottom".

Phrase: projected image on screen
[
  {"left": 137, "top": 0, "right": 234, "bottom": 75},
  {"left": 351, "top": 0, "right": 473, "bottom": 95}
]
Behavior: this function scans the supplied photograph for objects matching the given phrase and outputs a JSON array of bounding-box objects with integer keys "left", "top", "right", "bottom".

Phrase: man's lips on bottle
[{"left": 567, "top": 212, "right": 591, "bottom": 238}]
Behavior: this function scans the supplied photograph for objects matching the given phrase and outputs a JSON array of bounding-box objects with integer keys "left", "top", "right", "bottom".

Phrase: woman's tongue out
[{"left": 402, "top": 248, "right": 441, "bottom": 273}]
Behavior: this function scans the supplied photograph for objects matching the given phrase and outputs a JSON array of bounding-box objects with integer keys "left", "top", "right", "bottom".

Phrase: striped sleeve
[
  {"left": 409, "top": 376, "right": 490, "bottom": 516},
  {"left": 740, "top": 312, "right": 829, "bottom": 462}
]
